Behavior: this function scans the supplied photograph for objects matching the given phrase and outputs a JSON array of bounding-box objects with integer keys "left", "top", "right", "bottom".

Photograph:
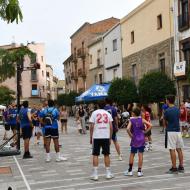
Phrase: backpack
[{"left": 43, "top": 108, "right": 55, "bottom": 126}]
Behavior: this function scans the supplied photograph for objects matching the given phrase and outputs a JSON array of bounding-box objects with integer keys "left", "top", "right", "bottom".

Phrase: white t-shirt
[
  {"left": 122, "top": 111, "right": 130, "bottom": 118},
  {"left": 185, "top": 102, "right": 190, "bottom": 110},
  {"left": 89, "top": 109, "right": 113, "bottom": 139}
]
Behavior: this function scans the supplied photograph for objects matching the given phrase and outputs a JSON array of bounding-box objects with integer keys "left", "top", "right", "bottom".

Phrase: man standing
[
  {"left": 40, "top": 100, "right": 67, "bottom": 162},
  {"left": 89, "top": 101, "right": 114, "bottom": 181},
  {"left": 104, "top": 98, "right": 122, "bottom": 161},
  {"left": 164, "top": 95, "right": 184, "bottom": 174}
]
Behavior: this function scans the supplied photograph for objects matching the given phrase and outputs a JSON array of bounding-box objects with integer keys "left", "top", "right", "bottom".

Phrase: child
[
  {"left": 141, "top": 105, "right": 152, "bottom": 151},
  {"left": 76, "top": 116, "right": 82, "bottom": 134},
  {"left": 180, "top": 101, "right": 188, "bottom": 137},
  {"left": 124, "top": 107, "right": 152, "bottom": 177}
]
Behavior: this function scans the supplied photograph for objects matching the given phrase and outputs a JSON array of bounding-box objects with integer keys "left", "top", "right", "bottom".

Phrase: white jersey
[{"left": 89, "top": 109, "right": 113, "bottom": 139}]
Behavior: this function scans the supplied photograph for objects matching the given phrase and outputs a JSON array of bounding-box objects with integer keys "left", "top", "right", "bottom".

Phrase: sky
[{"left": 0, "top": 0, "right": 145, "bottom": 80}]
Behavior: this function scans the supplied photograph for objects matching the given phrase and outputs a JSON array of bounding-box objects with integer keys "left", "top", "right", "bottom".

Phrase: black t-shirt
[{"left": 79, "top": 109, "right": 85, "bottom": 117}]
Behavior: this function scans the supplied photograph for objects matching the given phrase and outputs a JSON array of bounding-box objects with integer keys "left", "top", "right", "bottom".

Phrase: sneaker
[
  {"left": 56, "top": 156, "right": 67, "bottom": 162},
  {"left": 178, "top": 166, "right": 184, "bottom": 173},
  {"left": 106, "top": 172, "right": 114, "bottom": 179},
  {"left": 118, "top": 155, "right": 123, "bottom": 161},
  {"left": 46, "top": 157, "right": 51, "bottom": 162},
  {"left": 23, "top": 154, "right": 33, "bottom": 159},
  {"left": 137, "top": 171, "right": 143, "bottom": 177},
  {"left": 90, "top": 173, "right": 98, "bottom": 181},
  {"left": 166, "top": 167, "right": 178, "bottom": 174},
  {"left": 124, "top": 170, "right": 133, "bottom": 176}
]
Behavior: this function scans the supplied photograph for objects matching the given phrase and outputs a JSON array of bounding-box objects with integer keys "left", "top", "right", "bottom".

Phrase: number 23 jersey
[{"left": 89, "top": 109, "right": 113, "bottom": 139}]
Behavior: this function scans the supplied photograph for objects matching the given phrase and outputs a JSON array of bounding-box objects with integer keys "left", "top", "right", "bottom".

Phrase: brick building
[{"left": 63, "top": 17, "right": 119, "bottom": 93}]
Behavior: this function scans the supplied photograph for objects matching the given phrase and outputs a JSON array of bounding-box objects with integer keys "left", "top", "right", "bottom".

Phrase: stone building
[
  {"left": 173, "top": 0, "right": 190, "bottom": 101},
  {"left": 63, "top": 17, "right": 119, "bottom": 93},
  {"left": 121, "top": 0, "right": 174, "bottom": 85}
]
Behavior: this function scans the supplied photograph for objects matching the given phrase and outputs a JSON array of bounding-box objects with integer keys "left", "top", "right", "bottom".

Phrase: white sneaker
[
  {"left": 106, "top": 172, "right": 114, "bottom": 179},
  {"left": 118, "top": 155, "right": 123, "bottom": 161},
  {"left": 46, "top": 157, "right": 51, "bottom": 162},
  {"left": 137, "top": 171, "right": 143, "bottom": 177},
  {"left": 56, "top": 156, "right": 68, "bottom": 162},
  {"left": 90, "top": 173, "right": 98, "bottom": 181},
  {"left": 124, "top": 170, "right": 133, "bottom": 176}
]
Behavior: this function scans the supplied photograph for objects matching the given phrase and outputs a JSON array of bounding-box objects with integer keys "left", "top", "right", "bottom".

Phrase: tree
[
  {"left": 108, "top": 78, "right": 138, "bottom": 105},
  {"left": 0, "top": 0, "right": 22, "bottom": 23},
  {"left": 0, "top": 85, "right": 15, "bottom": 104},
  {"left": 57, "top": 91, "right": 79, "bottom": 107},
  {"left": 138, "top": 72, "right": 176, "bottom": 103},
  {"left": 0, "top": 46, "right": 36, "bottom": 82}
]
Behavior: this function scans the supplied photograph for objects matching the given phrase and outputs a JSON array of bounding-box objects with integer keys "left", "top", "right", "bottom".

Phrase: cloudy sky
[{"left": 0, "top": 0, "right": 145, "bottom": 79}]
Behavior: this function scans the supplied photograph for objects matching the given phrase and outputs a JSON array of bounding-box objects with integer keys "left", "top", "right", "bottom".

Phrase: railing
[
  {"left": 178, "top": 14, "right": 189, "bottom": 31},
  {"left": 77, "top": 48, "right": 86, "bottom": 58}
]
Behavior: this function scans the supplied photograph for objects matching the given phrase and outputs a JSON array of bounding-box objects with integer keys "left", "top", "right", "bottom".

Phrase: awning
[{"left": 75, "top": 83, "right": 111, "bottom": 102}]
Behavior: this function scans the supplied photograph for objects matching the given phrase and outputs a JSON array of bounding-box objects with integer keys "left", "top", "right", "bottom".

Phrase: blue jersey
[
  {"left": 104, "top": 105, "right": 117, "bottom": 130},
  {"left": 8, "top": 108, "right": 17, "bottom": 125},
  {"left": 19, "top": 108, "right": 31, "bottom": 128},
  {"left": 40, "top": 107, "right": 59, "bottom": 129}
]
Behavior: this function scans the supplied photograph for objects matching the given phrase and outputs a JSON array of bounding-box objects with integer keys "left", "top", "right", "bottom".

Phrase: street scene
[
  {"left": 0, "top": 118, "right": 190, "bottom": 190},
  {"left": 0, "top": 0, "right": 190, "bottom": 190}
]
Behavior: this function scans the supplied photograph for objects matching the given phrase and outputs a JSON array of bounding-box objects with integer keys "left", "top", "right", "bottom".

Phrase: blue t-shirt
[
  {"left": 8, "top": 108, "right": 17, "bottom": 125},
  {"left": 164, "top": 106, "right": 180, "bottom": 132},
  {"left": 19, "top": 108, "right": 31, "bottom": 128},
  {"left": 162, "top": 104, "right": 169, "bottom": 112},
  {"left": 40, "top": 107, "right": 59, "bottom": 129},
  {"left": 104, "top": 105, "right": 117, "bottom": 130}
]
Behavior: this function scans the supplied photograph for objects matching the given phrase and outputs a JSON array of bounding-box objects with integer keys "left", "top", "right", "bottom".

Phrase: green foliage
[
  {"left": 0, "top": 85, "right": 15, "bottom": 104},
  {"left": 0, "top": 0, "right": 23, "bottom": 23},
  {"left": 57, "top": 91, "right": 79, "bottom": 106},
  {"left": 108, "top": 78, "right": 138, "bottom": 105},
  {"left": 138, "top": 72, "right": 176, "bottom": 103},
  {"left": 0, "top": 46, "right": 36, "bottom": 82}
]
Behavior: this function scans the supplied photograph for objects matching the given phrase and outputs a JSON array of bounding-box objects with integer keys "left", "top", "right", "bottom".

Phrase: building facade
[
  {"left": 88, "top": 36, "right": 104, "bottom": 86},
  {"left": 0, "top": 42, "right": 47, "bottom": 103},
  {"left": 57, "top": 80, "right": 65, "bottom": 95},
  {"left": 63, "top": 17, "right": 119, "bottom": 93},
  {"left": 103, "top": 23, "right": 122, "bottom": 82},
  {"left": 174, "top": 0, "right": 190, "bottom": 101},
  {"left": 121, "top": 0, "right": 174, "bottom": 84}
]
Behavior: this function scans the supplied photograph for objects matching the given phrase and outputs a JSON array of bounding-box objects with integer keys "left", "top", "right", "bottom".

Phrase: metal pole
[{"left": 16, "top": 61, "right": 21, "bottom": 151}]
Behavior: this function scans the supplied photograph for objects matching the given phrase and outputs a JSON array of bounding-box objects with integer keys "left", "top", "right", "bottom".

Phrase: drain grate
[{"left": 0, "top": 167, "right": 12, "bottom": 174}]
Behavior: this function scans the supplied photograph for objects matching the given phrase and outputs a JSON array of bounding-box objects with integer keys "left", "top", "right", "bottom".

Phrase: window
[
  {"left": 41, "top": 56, "right": 43, "bottom": 62},
  {"left": 47, "top": 72, "right": 50, "bottom": 77},
  {"left": 113, "top": 68, "right": 117, "bottom": 79},
  {"left": 132, "top": 64, "right": 137, "bottom": 83},
  {"left": 105, "top": 48, "right": 108, "bottom": 55},
  {"left": 32, "top": 84, "right": 37, "bottom": 90},
  {"left": 90, "top": 54, "right": 92, "bottom": 64},
  {"left": 31, "top": 84, "right": 38, "bottom": 96},
  {"left": 94, "top": 75, "right": 97, "bottom": 84},
  {"left": 157, "top": 14, "right": 162, "bottom": 29},
  {"left": 131, "top": 31, "right": 135, "bottom": 44},
  {"left": 113, "top": 39, "right": 117, "bottom": 51},
  {"left": 31, "top": 70, "right": 37, "bottom": 81},
  {"left": 159, "top": 53, "right": 165, "bottom": 73},
  {"left": 97, "top": 49, "right": 101, "bottom": 58},
  {"left": 99, "top": 73, "right": 103, "bottom": 84},
  {"left": 183, "top": 85, "right": 190, "bottom": 100},
  {"left": 42, "top": 70, "right": 44, "bottom": 77}
]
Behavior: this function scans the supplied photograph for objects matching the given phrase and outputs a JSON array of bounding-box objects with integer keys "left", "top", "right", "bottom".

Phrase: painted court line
[{"left": 13, "top": 156, "right": 31, "bottom": 190}]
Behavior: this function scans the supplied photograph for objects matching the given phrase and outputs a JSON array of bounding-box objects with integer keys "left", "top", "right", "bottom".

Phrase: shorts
[
  {"left": 4, "top": 124, "right": 17, "bottom": 131},
  {"left": 112, "top": 132, "right": 117, "bottom": 141},
  {"left": 45, "top": 128, "right": 59, "bottom": 138},
  {"left": 61, "top": 119, "right": 67, "bottom": 123},
  {"left": 131, "top": 146, "right": 145, "bottom": 154},
  {"left": 167, "top": 132, "right": 184, "bottom": 150},
  {"left": 22, "top": 127, "right": 32, "bottom": 140},
  {"left": 145, "top": 130, "right": 152, "bottom": 137},
  {"left": 92, "top": 139, "right": 110, "bottom": 156},
  {"left": 35, "top": 127, "right": 42, "bottom": 134}
]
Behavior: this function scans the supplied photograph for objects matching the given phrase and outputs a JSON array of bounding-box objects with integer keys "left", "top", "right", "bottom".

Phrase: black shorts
[
  {"left": 4, "top": 124, "right": 17, "bottom": 131},
  {"left": 112, "top": 132, "right": 117, "bottom": 141},
  {"left": 45, "top": 128, "right": 59, "bottom": 139},
  {"left": 22, "top": 127, "right": 32, "bottom": 140},
  {"left": 92, "top": 139, "right": 110, "bottom": 156},
  {"left": 61, "top": 119, "right": 67, "bottom": 123},
  {"left": 145, "top": 130, "right": 152, "bottom": 137}
]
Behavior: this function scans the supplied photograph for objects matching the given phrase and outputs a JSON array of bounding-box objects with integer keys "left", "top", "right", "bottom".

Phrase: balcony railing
[
  {"left": 77, "top": 48, "right": 86, "bottom": 58},
  {"left": 78, "top": 68, "right": 86, "bottom": 78},
  {"left": 178, "top": 14, "right": 189, "bottom": 31},
  {"left": 71, "top": 72, "right": 78, "bottom": 80}
]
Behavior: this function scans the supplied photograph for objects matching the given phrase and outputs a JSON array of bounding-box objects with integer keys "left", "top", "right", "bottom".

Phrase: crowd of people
[{"left": 0, "top": 94, "right": 188, "bottom": 181}]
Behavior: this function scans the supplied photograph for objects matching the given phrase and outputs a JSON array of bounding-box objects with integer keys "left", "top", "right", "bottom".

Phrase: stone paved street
[{"left": 0, "top": 118, "right": 190, "bottom": 190}]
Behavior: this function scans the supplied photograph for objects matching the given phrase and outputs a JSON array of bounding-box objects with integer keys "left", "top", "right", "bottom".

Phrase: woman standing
[
  {"left": 60, "top": 106, "right": 68, "bottom": 134},
  {"left": 78, "top": 105, "right": 86, "bottom": 134}
]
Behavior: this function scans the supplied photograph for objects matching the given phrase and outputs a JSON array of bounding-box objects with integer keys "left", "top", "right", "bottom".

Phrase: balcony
[
  {"left": 77, "top": 48, "right": 86, "bottom": 58},
  {"left": 72, "top": 53, "right": 77, "bottom": 63},
  {"left": 178, "top": 14, "right": 189, "bottom": 32},
  {"left": 71, "top": 72, "right": 78, "bottom": 80},
  {"left": 78, "top": 68, "right": 86, "bottom": 78},
  {"left": 78, "top": 68, "right": 82, "bottom": 77}
]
